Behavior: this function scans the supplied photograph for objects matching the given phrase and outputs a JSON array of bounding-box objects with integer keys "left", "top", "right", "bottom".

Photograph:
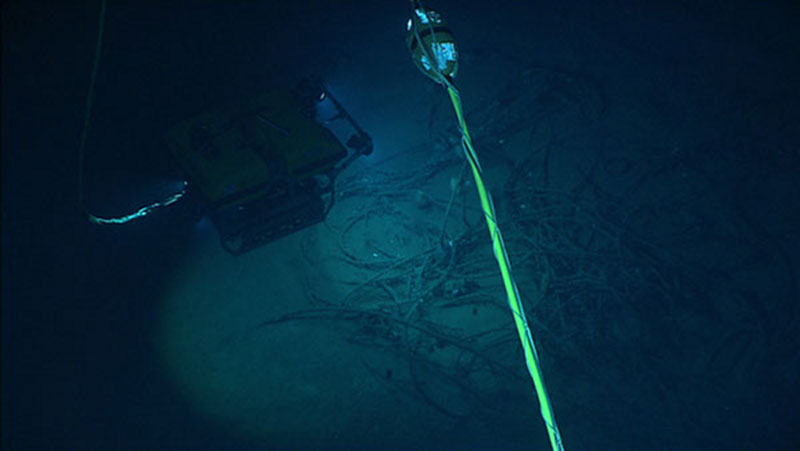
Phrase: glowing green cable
[
  {"left": 447, "top": 85, "right": 564, "bottom": 451},
  {"left": 408, "top": 3, "right": 564, "bottom": 449}
]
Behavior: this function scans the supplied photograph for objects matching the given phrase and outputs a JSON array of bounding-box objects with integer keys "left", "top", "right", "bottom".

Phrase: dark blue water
[{"left": 3, "top": 1, "right": 799, "bottom": 449}]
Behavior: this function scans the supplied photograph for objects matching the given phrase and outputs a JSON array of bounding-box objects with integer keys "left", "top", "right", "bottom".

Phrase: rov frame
[{"left": 166, "top": 78, "right": 372, "bottom": 255}]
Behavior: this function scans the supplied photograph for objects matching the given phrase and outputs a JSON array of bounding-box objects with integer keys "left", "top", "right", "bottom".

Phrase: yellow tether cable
[
  {"left": 408, "top": 3, "right": 564, "bottom": 450},
  {"left": 77, "top": 0, "right": 186, "bottom": 226}
]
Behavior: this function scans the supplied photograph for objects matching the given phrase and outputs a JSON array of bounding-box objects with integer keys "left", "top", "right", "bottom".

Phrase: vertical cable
[
  {"left": 408, "top": 2, "right": 565, "bottom": 449},
  {"left": 77, "top": 0, "right": 107, "bottom": 215}
]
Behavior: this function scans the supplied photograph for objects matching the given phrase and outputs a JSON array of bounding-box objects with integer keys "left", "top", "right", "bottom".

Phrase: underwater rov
[
  {"left": 85, "top": 76, "right": 372, "bottom": 255},
  {"left": 407, "top": 2, "right": 565, "bottom": 450},
  {"left": 76, "top": 2, "right": 372, "bottom": 255},
  {"left": 165, "top": 79, "right": 373, "bottom": 255}
]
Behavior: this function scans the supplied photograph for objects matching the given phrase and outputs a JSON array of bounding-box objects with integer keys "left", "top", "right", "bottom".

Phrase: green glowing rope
[
  {"left": 448, "top": 85, "right": 564, "bottom": 451},
  {"left": 409, "top": 3, "right": 564, "bottom": 450}
]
